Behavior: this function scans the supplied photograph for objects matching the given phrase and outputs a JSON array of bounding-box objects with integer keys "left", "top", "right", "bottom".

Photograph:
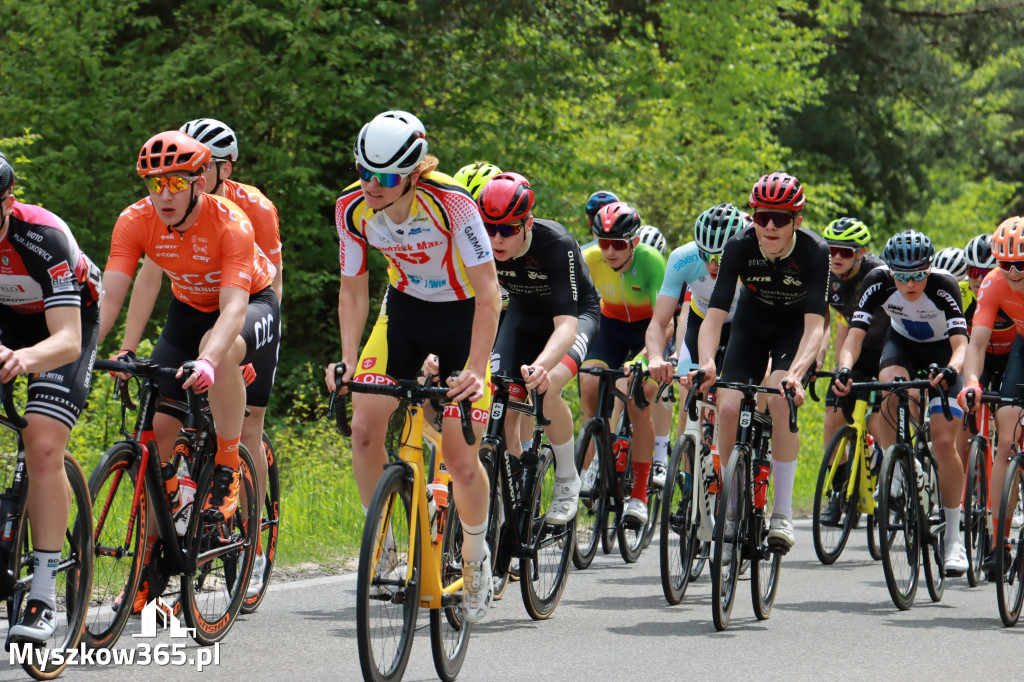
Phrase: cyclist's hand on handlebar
[
  {"left": 781, "top": 375, "right": 805, "bottom": 407},
  {"left": 957, "top": 380, "right": 982, "bottom": 412},
  {"left": 831, "top": 367, "right": 853, "bottom": 397},
  {"left": 682, "top": 360, "right": 716, "bottom": 393},
  {"left": 931, "top": 364, "right": 957, "bottom": 391},
  {"left": 521, "top": 364, "right": 549, "bottom": 393},
  {"left": 0, "top": 345, "right": 28, "bottom": 384},
  {"left": 325, "top": 360, "right": 355, "bottom": 395},
  {"left": 180, "top": 358, "right": 215, "bottom": 393},
  {"left": 648, "top": 356, "right": 676, "bottom": 385},
  {"left": 423, "top": 354, "right": 440, "bottom": 377},
  {"left": 107, "top": 349, "right": 136, "bottom": 381},
  {"left": 447, "top": 367, "right": 485, "bottom": 403}
]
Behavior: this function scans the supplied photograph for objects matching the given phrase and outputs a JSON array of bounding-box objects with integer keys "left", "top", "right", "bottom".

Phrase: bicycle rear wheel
[
  {"left": 181, "top": 444, "right": 259, "bottom": 646},
  {"left": 996, "top": 456, "right": 1024, "bottom": 627},
  {"left": 83, "top": 443, "right": 147, "bottom": 650},
  {"left": 357, "top": 464, "right": 420, "bottom": 681},
  {"left": 964, "top": 437, "right": 989, "bottom": 587},
  {"left": 867, "top": 513, "right": 881, "bottom": 560},
  {"left": 242, "top": 433, "right": 280, "bottom": 614},
  {"left": 812, "top": 426, "right": 860, "bottom": 565},
  {"left": 478, "top": 442, "right": 506, "bottom": 597},
  {"left": 10, "top": 453, "right": 94, "bottom": 680},
  {"left": 751, "top": 470, "right": 781, "bottom": 620},
  {"left": 877, "top": 445, "right": 919, "bottom": 610},
  {"left": 430, "top": 495, "right": 471, "bottom": 681},
  {"left": 521, "top": 448, "right": 573, "bottom": 620},
  {"left": 573, "top": 421, "right": 604, "bottom": 569},
  {"left": 660, "top": 436, "right": 695, "bottom": 605},
  {"left": 643, "top": 464, "right": 662, "bottom": 550},
  {"left": 922, "top": 453, "right": 945, "bottom": 603},
  {"left": 617, "top": 463, "right": 647, "bottom": 565},
  {"left": 712, "top": 448, "right": 746, "bottom": 631}
]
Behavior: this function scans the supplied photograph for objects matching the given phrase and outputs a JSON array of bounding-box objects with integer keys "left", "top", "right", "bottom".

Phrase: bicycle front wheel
[
  {"left": 241, "top": 432, "right": 280, "bottom": 614},
  {"left": 712, "top": 447, "right": 746, "bottom": 631},
  {"left": 573, "top": 421, "right": 604, "bottom": 569},
  {"left": 964, "top": 437, "right": 989, "bottom": 588},
  {"left": 181, "top": 444, "right": 259, "bottom": 646},
  {"left": 10, "top": 453, "right": 94, "bottom": 681},
  {"left": 660, "top": 436, "right": 695, "bottom": 605},
  {"left": 922, "top": 453, "right": 945, "bottom": 603},
  {"left": 430, "top": 493, "right": 471, "bottom": 681},
  {"left": 812, "top": 426, "right": 860, "bottom": 565},
  {"left": 521, "top": 448, "right": 573, "bottom": 620},
  {"left": 877, "top": 445, "right": 919, "bottom": 610},
  {"left": 996, "top": 456, "right": 1024, "bottom": 626}
]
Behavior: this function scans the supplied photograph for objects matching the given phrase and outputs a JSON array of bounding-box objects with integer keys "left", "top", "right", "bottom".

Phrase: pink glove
[
  {"left": 957, "top": 381, "right": 982, "bottom": 411},
  {"left": 191, "top": 359, "right": 216, "bottom": 393}
]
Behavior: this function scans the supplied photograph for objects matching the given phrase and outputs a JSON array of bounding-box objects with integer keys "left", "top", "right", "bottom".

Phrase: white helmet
[
  {"left": 934, "top": 246, "right": 968, "bottom": 281},
  {"left": 180, "top": 118, "right": 238, "bottom": 161},
  {"left": 353, "top": 111, "right": 428, "bottom": 175},
  {"left": 637, "top": 225, "right": 666, "bottom": 255}
]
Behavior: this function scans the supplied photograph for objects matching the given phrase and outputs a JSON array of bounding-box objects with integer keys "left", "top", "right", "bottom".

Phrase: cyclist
[
  {"left": 959, "top": 219, "right": 1024, "bottom": 578},
  {"left": 479, "top": 172, "right": 601, "bottom": 525},
  {"left": 0, "top": 153, "right": 101, "bottom": 642},
  {"left": 934, "top": 246, "right": 968, "bottom": 282},
  {"left": 453, "top": 161, "right": 502, "bottom": 201},
  {"left": 327, "top": 111, "right": 500, "bottom": 623},
  {"left": 834, "top": 230, "right": 968, "bottom": 575},
  {"left": 578, "top": 202, "right": 665, "bottom": 524},
  {"left": 100, "top": 131, "right": 280, "bottom": 609},
  {"left": 814, "top": 217, "right": 887, "bottom": 524},
  {"left": 637, "top": 225, "right": 667, "bottom": 256},
  {"left": 687, "top": 172, "right": 831, "bottom": 551},
  {"left": 580, "top": 190, "right": 621, "bottom": 251}
]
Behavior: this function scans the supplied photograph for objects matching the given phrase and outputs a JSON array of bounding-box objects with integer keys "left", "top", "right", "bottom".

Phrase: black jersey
[
  {"left": 850, "top": 267, "right": 967, "bottom": 343},
  {"left": 827, "top": 254, "right": 889, "bottom": 350},
  {"left": 0, "top": 202, "right": 101, "bottom": 315},
  {"left": 493, "top": 219, "right": 600, "bottom": 318},
  {"left": 709, "top": 226, "right": 830, "bottom": 316}
]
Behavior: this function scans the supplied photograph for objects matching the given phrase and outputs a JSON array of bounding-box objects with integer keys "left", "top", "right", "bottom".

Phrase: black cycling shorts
[
  {"left": 720, "top": 307, "right": 802, "bottom": 384},
  {"left": 997, "top": 336, "right": 1024, "bottom": 400},
  {"left": 583, "top": 315, "right": 647, "bottom": 368},
  {"left": 491, "top": 297, "right": 600, "bottom": 378},
  {"left": 0, "top": 304, "right": 99, "bottom": 429},
  {"left": 879, "top": 329, "right": 964, "bottom": 415}
]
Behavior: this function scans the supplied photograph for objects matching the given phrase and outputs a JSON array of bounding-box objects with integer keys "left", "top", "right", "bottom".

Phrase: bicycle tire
[
  {"left": 660, "top": 436, "right": 695, "bottom": 605},
  {"left": 712, "top": 447, "right": 746, "bottom": 631},
  {"left": 996, "top": 456, "right": 1024, "bottom": 627},
  {"left": 964, "top": 437, "right": 988, "bottom": 588},
  {"left": 689, "top": 542, "right": 710, "bottom": 581},
  {"left": 241, "top": 432, "right": 280, "bottom": 614},
  {"left": 643, "top": 461, "right": 662, "bottom": 550},
  {"left": 477, "top": 442, "right": 506, "bottom": 592},
  {"left": 181, "top": 444, "right": 259, "bottom": 646},
  {"left": 83, "top": 443, "right": 148, "bottom": 649},
  {"left": 520, "top": 448, "right": 573, "bottom": 620},
  {"left": 430, "top": 493, "right": 471, "bottom": 681},
  {"left": 877, "top": 444, "right": 919, "bottom": 610},
  {"left": 601, "top": 501, "right": 617, "bottom": 554},
  {"left": 10, "top": 453, "right": 94, "bottom": 681},
  {"left": 867, "top": 513, "right": 881, "bottom": 561},
  {"left": 922, "top": 452, "right": 945, "bottom": 602},
  {"left": 812, "top": 426, "right": 860, "bottom": 565},
  {"left": 572, "top": 421, "right": 604, "bottom": 569},
  {"left": 356, "top": 465, "right": 420, "bottom": 681},
  {"left": 617, "top": 465, "right": 647, "bottom": 566},
  {"left": 751, "top": 468, "right": 781, "bottom": 620}
]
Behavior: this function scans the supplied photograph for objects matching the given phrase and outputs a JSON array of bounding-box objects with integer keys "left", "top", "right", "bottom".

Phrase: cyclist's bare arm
[
  {"left": 119, "top": 256, "right": 164, "bottom": 353},
  {"left": 646, "top": 294, "right": 680, "bottom": 383},
  {"left": 833, "top": 326, "right": 866, "bottom": 396},
  {"left": 815, "top": 309, "right": 835, "bottom": 370},
  {"left": 449, "top": 260, "right": 500, "bottom": 402},
  {"left": 936, "top": 333, "right": 967, "bottom": 389},
  {"left": 0, "top": 306, "right": 81, "bottom": 382},
  {"left": 332, "top": 272, "right": 371, "bottom": 389},
  {"left": 962, "top": 324, "right": 993, "bottom": 385},
  {"left": 693, "top": 307, "right": 727, "bottom": 391},
  {"left": 272, "top": 264, "right": 283, "bottom": 302},
  {"left": 191, "top": 285, "right": 248, "bottom": 369},
  {"left": 98, "top": 270, "right": 133, "bottom": 343},
  {"left": 779, "top": 312, "right": 826, "bottom": 403}
]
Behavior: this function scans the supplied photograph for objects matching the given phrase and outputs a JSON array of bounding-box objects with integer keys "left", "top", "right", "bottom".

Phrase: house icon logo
[{"left": 133, "top": 598, "right": 195, "bottom": 638}]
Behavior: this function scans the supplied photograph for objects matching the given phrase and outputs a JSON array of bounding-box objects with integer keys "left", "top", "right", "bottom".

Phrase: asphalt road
[{"left": 2, "top": 519, "right": 1021, "bottom": 681}]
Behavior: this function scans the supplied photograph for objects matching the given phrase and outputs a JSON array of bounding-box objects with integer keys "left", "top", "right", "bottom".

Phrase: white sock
[
  {"left": 461, "top": 520, "right": 488, "bottom": 563},
  {"left": 550, "top": 438, "right": 577, "bottom": 480},
  {"left": 944, "top": 506, "right": 962, "bottom": 547},
  {"left": 654, "top": 436, "right": 670, "bottom": 466},
  {"left": 521, "top": 439, "right": 534, "bottom": 452},
  {"left": 772, "top": 459, "right": 798, "bottom": 520},
  {"left": 28, "top": 550, "right": 60, "bottom": 608}
]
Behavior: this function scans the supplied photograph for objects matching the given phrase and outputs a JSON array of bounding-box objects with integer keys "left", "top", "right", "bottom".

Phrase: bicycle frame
[{"left": 682, "top": 395, "right": 719, "bottom": 543}]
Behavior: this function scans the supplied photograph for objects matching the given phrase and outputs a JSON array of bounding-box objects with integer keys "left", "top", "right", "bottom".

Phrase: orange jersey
[
  {"left": 975, "top": 270, "right": 1024, "bottom": 339},
  {"left": 107, "top": 194, "right": 275, "bottom": 313},
  {"left": 223, "top": 178, "right": 282, "bottom": 267}
]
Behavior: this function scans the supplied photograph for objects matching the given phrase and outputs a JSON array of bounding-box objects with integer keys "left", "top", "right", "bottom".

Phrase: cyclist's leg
[
  {"left": 987, "top": 338, "right": 1024, "bottom": 567},
  {"left": 876, "top": 330, "right": 915, "bottom": 451},
  {"left": 717, "top": 310, "right": 774, "bottom": 470}
]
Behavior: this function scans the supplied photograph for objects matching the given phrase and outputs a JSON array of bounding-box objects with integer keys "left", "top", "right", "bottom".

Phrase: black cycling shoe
[
  {"left": 819, "top": 493, "right": 843, "bottom": 527},
  {"left": 984, "top": 546, "right": 1013, "bottom": 583}
]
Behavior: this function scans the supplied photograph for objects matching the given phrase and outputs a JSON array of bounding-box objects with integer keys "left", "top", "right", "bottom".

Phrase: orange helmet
[
  {"left": 137, "top": 131, "right": 211, "bottom": 177},
  {"left": 992, "top": 216, "right": 1024, "bottom": 262}
]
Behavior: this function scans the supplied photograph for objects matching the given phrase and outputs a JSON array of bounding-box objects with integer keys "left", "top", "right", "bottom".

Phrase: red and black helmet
[
  {"left": 749, "top": 172, "right": 805, "bottom": 212},
  {"left": 592, "top": 201, "right": 641, "bottom": 239},
  {"left": 477, "top": 172, "right": 534, "bottom": 224}
]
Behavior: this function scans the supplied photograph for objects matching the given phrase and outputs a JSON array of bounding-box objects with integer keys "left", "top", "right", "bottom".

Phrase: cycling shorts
[
  {"left": 582, "top": 315, "right": 648, "bottom": 368},
  {"left": 720, "top": 307, "right": 802, "bottom": 384},
  {"left": 152, "top": 286, "right": 280, "bottom": 410},
  {"left": 879, "top": 329, "right": 963, "bottom": 417},
  {"left": 491, "top": 298, "right": 600, "bottom": 379},
  {"left": 997, "top": 335, "right": 1024, "bottom": 400},
  {"left": 681, "top": 307, "right": 732, "bottom": 368},
  {"left": 0, "top": 304, "right": 99, "bottom": 429},
  {"left": 355, "top": 286, "right": 490, "bottom": 423}
]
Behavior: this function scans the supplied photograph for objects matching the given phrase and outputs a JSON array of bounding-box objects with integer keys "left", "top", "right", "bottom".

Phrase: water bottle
[
  {"left": 702, "top": 445, "right": 720, "bottom": 495},
  {"left": 508, "top": 455, "right": 523, "bottom": 505},
  {"left": 866, "top": 434, "right": 879, "bottom": 473},
  {"left": 753, "top": 456, "right": 771, "bottom": 509},
  {"left": 0, "top": 492, "right": 19, "bottom": 553},
  {"left": 614, "top": 436, "right": 630, "bottom": 472},
  {"left": 914, "top": 458, "right": 930, "bottom": 512},
  {"left": 174, "top": 476, "right": 197, "bottom": 535},
  {"left": 427, "top": 479, "right": 448, "bottom": 544}
]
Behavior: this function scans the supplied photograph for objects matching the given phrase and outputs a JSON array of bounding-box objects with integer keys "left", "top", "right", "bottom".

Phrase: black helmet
[
  {"left": 0, "top": 153, "right": 14, "bottom": 197},
  {"left": 882, "top": 230, "right": 934, "bottom": 272}
]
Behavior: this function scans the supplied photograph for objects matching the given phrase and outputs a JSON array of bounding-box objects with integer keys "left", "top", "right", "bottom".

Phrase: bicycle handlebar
[
  {"left": 847, "top": 363, "right": 953, "bottom": 422},
  {"left": 684, "top": 372, "right": 798, "bottom": 433}
]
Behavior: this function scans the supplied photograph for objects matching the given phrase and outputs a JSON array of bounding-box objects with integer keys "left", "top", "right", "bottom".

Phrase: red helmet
[
  {"left": 593, "top": 201, "right": 641, "bottom": 239},
  {"left": 477, "top": 172, "right": 534, "bottom": 224},
  {"left": 137, "top": 131, "right": 211, "bottom": 177},
  {"left": 749, "top": 172, "right": 805, "bottom": 212},
  {"left": 993, "top": 216, "right": 1024, "bottom": 262}
]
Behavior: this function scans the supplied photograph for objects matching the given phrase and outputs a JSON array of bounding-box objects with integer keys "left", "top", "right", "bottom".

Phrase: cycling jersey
[
  {"left": 850, "top": 267, "right": 967, "bottom": 343},
  {"left": 709, "top": 226, "right": 830, "bottom": 316},
  {"left": 224, "top": 178, "right": 282, "bottom": 268},
  {"left": 826, "top": 254, "right": 889, "bottom": 351},
  {"left": 335, "top": 172, "right": 493, "bottom": 302},
  {"left": 583, "top": 242, "right": 665, "bottom": 322},
  {"left": 963, "top": 277, "right": 1015, "bottom": 355},
  {"left": 660, "top": 242, "right": 739, "bottom": 321},
  {"left": 108, "top": 194, "right": 275, "bottom": 313},
  {"left": 0, "top": 202, "right": 101, "bottom": 314}
]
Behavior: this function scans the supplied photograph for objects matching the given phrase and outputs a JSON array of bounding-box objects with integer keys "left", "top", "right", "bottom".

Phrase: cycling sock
[
  {"left": 944, "top": 506, "right": 962, "bottom": 546},
  {"left": 550, "top": 438, "right": 577, "bottom": 480},
  {"left": 27, "top": 549, "right": 60, "bottom": 609},
  {"left": 772, "top": 459, "right": 798, "bottom": 520},
  {"left": 521, "top": 439, "right": 534, "bottom": 452},
  {"left": 215, "top": 435, "right": 241, "bottom": 469},
  {"left": 460, "top": 520, "right": 488, "bottom": 564},
  {"left": 631, "top": 462, "right": 652, "bottom": 500},
  {"left": 654, "top": 436, "right": 670, "bottom": 466}
]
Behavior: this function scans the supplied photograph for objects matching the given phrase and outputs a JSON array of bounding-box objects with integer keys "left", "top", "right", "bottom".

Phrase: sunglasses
[
  {"left": 143, "top": 176, "right": 199, "bottom": 194},
  {"left": 598, "top": 238, "right": 630, "bottom": 252},
  {"left": 484, "top": 221, "right": 526, "bottom": 238},
  {"left": 968, "top": 266, "right": 993, "bottom": 279},
  {"left": 998, "top": 261, "right": 1024, "bottom": 274},
  {"left": 892, "top": 269, "right": 929, "bottom": 284},
  {"left": 356, "top": 163, "right": 407, "bottom": 189},
  {"left": 829, "top": 246, "right": 856, "bottom": 259},
  {"left": 699, "top": 250, "right": 723, "bottom": 266},
  {"left": 751, "top": 211, "right": 794, "bottom": 228}
]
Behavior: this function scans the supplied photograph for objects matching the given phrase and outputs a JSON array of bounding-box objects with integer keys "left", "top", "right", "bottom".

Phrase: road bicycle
[
  {"left": 961, "top": 390, "right": 1003, "bottom": 588},
  {"left": 241, "top": 431, "right": 280, "bottom": 614},
  {"left": 331, "top": 365, "right": 478, "bottom": 682},
  {"left": 574, "top": 362, "right": 658, "bottom": 567},
  {"left": 85, "top": 358, "right": 259, "bottom": 647},
  {"left": 0, "top": 381, "right": 93, "bottom": 680},
  {"left": 688, "top": 372, "right": 796, "bottom": 631},
  {"left": 809, "top": 372, "right": 881, "bottom": 564},
  {"left": 848, "top": 368, "right": 951, "bottom": 610},
  {"left": 478, "top": 374, "right": 573, "bottom": 620}
]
